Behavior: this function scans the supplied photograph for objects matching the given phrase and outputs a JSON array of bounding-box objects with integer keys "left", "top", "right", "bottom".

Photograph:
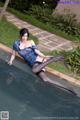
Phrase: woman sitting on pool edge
[{"left": 8, "top": 28, "right": 76, "bottom": 95}]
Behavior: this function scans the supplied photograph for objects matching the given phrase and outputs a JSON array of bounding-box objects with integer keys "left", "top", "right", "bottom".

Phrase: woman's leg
[
  {"left": 32, "top": 56, "right": 64, "bottom": 73},
  {"left": 32, "top": 63, "right": 77, "bottom": 95},
  {"left": 38, "top": 71, "right": 77, "bottom": 95}
]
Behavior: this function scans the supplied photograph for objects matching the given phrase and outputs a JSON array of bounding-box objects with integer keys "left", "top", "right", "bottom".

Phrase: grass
[
  {"left": 0, "top": 18, "right": 38, "bottom": 47},
  {"left": 48, "top": 62, "right": 70, "bottom": 74},
  {"left": 42, "top": 50, "right": 72, "bottom": 75},
  {"left": 0, "top": 2, "right": 80, "bottom": 42},
  {"left": 0, "top": 18, "right": 19, "bottom": 47},
  {"left": 42, "top": 50, "right": 80, "bottom": 80},
  {"left": 7, "top": 7, "right": 80, "bottom": 42},
  {"left": 0, "top": 18, "right": 71, "bottom": 75},
  {"left": 0, "top": 6, "right": 79, "bottom": 80}
]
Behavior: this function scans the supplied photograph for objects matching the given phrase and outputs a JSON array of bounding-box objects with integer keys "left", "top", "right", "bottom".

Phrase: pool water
[{"left": 0, "top": 50, "right": 80, "bottom": 120}]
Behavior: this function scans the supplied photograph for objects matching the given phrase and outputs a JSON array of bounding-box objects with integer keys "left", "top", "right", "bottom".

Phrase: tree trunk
[{"left": 0, "top": 0, "right": 10, "bottom": 20}]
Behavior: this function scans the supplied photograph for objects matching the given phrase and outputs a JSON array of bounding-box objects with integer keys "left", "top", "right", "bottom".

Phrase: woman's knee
[{"left": 32, "top": 68, "right": 37, "bottom": 73}]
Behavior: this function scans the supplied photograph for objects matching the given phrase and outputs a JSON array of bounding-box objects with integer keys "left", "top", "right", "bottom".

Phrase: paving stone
[
  {"left": 5, "top": 11, "right": 74, "bottom": 52},
  {"left": 29, "top": 28, "right": 39, "bottom": 33},
  {"left": 31, "top": 31, "right": 44, "bottom": 35}
]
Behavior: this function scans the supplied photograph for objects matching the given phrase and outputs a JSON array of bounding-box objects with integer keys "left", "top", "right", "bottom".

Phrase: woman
[{"left": 8, "top": 28, "right": 76, "bottom": 95}]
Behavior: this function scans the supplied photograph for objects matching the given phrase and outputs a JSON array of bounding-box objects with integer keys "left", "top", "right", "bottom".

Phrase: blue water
[{"left": 0, "top": 58, "right": 80, "bottom": 120}]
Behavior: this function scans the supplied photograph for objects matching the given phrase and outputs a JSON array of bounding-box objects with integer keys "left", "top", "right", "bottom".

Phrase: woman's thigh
[{"left": 32, "top": 62, "right": 45, "bottom": 73}]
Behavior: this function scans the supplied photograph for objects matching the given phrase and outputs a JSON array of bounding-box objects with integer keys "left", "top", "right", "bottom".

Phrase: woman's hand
[
  {"left": 7, "top": 50, "right": 16, "bottom": 66},
  {"left": 43, "top": 56, "right": 52, "bottom": 62},
  {"left": 8, "top": 60, "right": 13, "bottom": 65}
]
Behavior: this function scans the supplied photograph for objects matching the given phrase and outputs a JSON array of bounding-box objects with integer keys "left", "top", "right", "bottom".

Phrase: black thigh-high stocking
[
  {"left": 32, "top": 59, "right": 76, "bottom": 95},
  {"left": 38, "top": 71, "right": 77, "bottom": 95},
  {"left": 32, "top": 56, "right": 64, "bottom": 73}
]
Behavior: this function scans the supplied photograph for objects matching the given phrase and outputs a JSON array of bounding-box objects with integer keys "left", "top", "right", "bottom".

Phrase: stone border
[{"left": 0, "top": 43, "right": 80, "bottom": 86}]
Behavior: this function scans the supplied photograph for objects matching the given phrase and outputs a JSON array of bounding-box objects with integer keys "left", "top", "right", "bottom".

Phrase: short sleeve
[
  {"left": 30, "top": 40, "right": 38, "bottom": 50},
  {"left": 13, "top": 40, "right": 20, "bottom": 51},
  {"left": 31, "top": 45, "right": 38, "bottom": 50}
]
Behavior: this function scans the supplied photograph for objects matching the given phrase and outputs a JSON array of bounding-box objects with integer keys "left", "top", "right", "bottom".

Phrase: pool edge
[{"left": 0, "top": 43, "right": 80, "bottom": 86}]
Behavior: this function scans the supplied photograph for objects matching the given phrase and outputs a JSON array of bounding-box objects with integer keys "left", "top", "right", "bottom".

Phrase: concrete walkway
[{"left": 5, "top": 11, "right": 73, "bottom": 52}]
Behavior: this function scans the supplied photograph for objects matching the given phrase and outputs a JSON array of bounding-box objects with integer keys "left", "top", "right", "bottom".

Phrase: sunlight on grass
[
  {"left": 0, "top": 18, "right": 38, "bottom": 47},
  {"left": 0, "top": 16, "right": 79, "bottom": 80}
]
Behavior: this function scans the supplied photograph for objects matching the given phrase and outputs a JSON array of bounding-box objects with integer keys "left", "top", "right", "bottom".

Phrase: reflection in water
[{"left": 0, "top": 58, "right": 80, "bottom": 120}]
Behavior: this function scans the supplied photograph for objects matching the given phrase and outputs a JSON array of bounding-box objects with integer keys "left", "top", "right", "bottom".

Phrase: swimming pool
[{"left": 0, "top": 49, "right": 80, "bottom": 120}]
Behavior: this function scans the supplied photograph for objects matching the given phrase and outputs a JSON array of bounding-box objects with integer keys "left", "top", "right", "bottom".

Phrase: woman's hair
[{"left": 19, "top": 28, "right": 29, "bottom": 38}]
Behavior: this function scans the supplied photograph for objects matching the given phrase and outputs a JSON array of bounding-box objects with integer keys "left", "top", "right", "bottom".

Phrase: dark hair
[{"left": 19, "top": 28, "right": 29, "bottom": 38}]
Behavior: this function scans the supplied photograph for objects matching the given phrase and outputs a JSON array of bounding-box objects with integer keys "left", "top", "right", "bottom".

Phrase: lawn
[
  {"left": 0, "top": 18, "right": 38, "bottom": 47},
  {"left": 0, "top": 18, "right": 70, "bottom": 71},
  {"left": 0, "top": 17, "right": 79, "bottom": 80},
  {"left": 0, "top": 2, "right": 80, "bottom": 42},
  {"left": 0, "top": 18, "right": 19, "bottom": 47},
  {"left": 8, "top": 7, "right": 80, "bottom": 42}
]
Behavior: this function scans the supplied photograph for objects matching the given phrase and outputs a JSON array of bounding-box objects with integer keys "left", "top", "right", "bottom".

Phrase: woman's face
[{"left": 21, "top": 33, "right": 28, "bottom": 41}]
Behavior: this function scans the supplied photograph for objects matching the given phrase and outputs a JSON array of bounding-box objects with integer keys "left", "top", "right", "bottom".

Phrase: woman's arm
[
  {"left": 31, "top": 40, "right": 46, "bottom": 58},
  {"left": 8, "top": 50, "right": 16, "bottom": 65},
  {"left": 35, "top": 49, "right": 52, "bottom": 62},
  {"left": 31, "top": 40, "right": 51, "bottom": 61},
  {"left": 35, "top": 49, "right": 46, "bottom": 58}
]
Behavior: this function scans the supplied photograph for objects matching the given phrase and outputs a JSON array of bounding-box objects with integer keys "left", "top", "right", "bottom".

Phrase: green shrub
[
  {"left": 8, "top": 7, "right": 80, "bottom": 42},
  {"left": 63, "top": 47, "right": 80, "bottom": 74},
  {"left": 52, "top": 13, "right": 80, "bottom": 37},
  {"left": 47, "top": 47, "right": 80, "bottom": 75},
  {"left": 9, "top": 0, "right": 30, "bottom": 12},
  {"left": 28, "top": 5, "right": 52, "bottom": 23},
  {"left": 28, "top": 6, "right": 80, "bottom": 39}
]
